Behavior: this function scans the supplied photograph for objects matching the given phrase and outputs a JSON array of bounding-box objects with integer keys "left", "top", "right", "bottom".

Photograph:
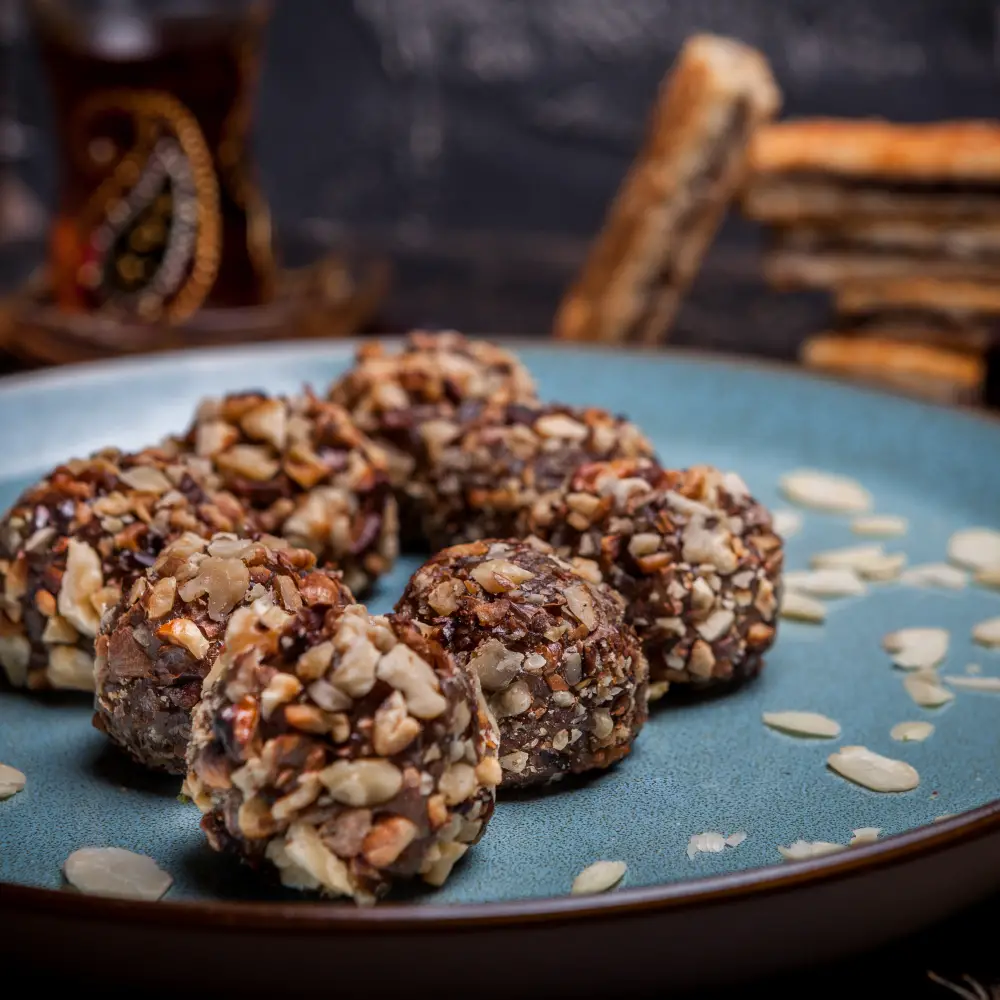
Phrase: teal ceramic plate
[{"left": 2, "top": 341, "right": 999, "bottom": 995}]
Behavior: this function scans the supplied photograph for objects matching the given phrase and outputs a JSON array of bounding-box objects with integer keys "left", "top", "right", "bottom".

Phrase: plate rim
[{"left": 2, "top": 336, "right": 999, "bottom": 929}]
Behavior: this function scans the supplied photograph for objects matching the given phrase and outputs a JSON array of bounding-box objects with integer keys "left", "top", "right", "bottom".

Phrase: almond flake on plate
[
  {"left": 903, "top": 672, "right": 955, "bottom": 708},
  {"left": 570, "top": 860, "right": 627, "bottom": 895},
  {"left": 857, "top": 552, "right": 907, "bottom": 581},
  {"left": 849, "top": 827, "right": 881, "bottom": 846},
  {"left": 899, "top": 564, "right": 968, "bottom": 590},
  {"left": 882, "top": 627, "right": 949, "bottom": 670},
  {"left": 975, "top": 567, "right": 1000, "bottom": 589},
  {"left": 811, "top": 544, "right": 885, "bottom": 570},
  {"left": 778, "top": 840, "right": 847, "bottom": 861},
  {"left": 827, "top": 746, "right": 920, "bottom": 793},
  {"left": 782, "top": 568, "right": 866, "bottom": 598},
  {"left": 972, "top": 616, "right": 1000, "bottom": 648},
  {"left": 779, "top": 591, "right": 826, "bottom": 623},
  {"left": 686, "top": 831, "right": 746, "bottom": 859},
  {"left": 63, "top": 847, "right": 173, "bottom": 901},
  {"left": 772, "top": 509, "right": 803, "bottom": 538},
  {"left": 0, "top": 763, "right": 26, "bottom": 799},
  {"left": 943, "top": 675, "right": 1000, "bottom": 692},
  {"left": 762, "top": 710, "right": 841, "bottom": 738},
  {"left": 890, "top": 721, "right": 934, "bottom": 742},
  {"left": 947, "top": 527, "right": 1000, "bottom": 572},
  {"left": 851, "top": 515, "right": 908, "bottom": 537},
  {"left": 779, "top": 470, "right": 872, "bottom": 513}
]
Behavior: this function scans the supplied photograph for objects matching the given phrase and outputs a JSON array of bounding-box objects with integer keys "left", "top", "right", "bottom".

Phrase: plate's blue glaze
[{"left": 1, "top": 343, "right": 998, "bottom": 906}]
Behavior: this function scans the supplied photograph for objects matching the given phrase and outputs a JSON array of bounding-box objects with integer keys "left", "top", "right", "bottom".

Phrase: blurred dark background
[{"left": 3, "top": 0, "right": 1000, "bottom": 352}]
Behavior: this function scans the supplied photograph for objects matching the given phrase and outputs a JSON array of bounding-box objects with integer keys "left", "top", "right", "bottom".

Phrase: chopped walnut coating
[
  {"left": 0, "top": 448, "right": 250, "bottom": 692},
  {"left": 94, "top": 532, "right": 353, "bottom": 774},
  {"left": 185, "top": 597, "right": 499, "bottom": 904},
  {"left": 399, "top": 402, "right": 655, "bottom": 551},
  {"left": 395, "top": 538, "right": 648, "bottom": 789},
  {"left": 179, "top": 391, "right": 398, "bottom": 594},
  {"left": 527, "top": 460, "right": 783, "bottom": 688}
]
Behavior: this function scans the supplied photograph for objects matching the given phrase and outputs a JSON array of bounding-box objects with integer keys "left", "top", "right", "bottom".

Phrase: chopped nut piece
[
  {"left": 47, "top": 645, "right": 95, "bottom": 690},
  {"left": 686, "top": 831, "right": 727, "bottom": 860},
  {"left": 145, "top": 576, "right": 177, "bottom": 619},
  {"left": 851, "top": 514, "right": 907, "bottom": 537},
  {"left": 376, "top": 643, "right": 448, "bottom": 719},
  {"left": 849, "top": 827, "right": 881, "bottom": 846},
  {"left": 571, "top": 860, "right": 627, "bottom": 895},
  {"left": 58, "top": 539, "right": 104, "bottom": 637},
  {"left": 156, "top": 618, "right": 210, "bottom": 661},
  {"left": 772, "top": 509, "right": 803, "bottom": 538}
]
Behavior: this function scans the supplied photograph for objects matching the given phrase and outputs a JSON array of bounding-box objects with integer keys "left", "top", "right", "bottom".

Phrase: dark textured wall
[{"left": 10, "top": 0, "right": 1000, "bottom": 345}]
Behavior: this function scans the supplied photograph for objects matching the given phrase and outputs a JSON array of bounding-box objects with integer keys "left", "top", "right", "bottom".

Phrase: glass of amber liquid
[{"left": 30, "top": 0, "right": 275, "bottom": 322}]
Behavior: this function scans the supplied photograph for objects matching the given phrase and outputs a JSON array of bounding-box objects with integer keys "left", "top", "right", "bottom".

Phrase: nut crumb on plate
[
  {"left": 783, "top": 568, "right": 865, "bottom": 598},
  {"left": 943, "top": 674, "right": 1000, "bottom": 692},
  {"left": 849, "top": 827, "right": 881, "bottom": 845},
  {"left": 686, "top": 830, "right": 746, "bottom": 859},
  {"left": 903, "top": 672, "right": 955, "bottom": 708},
  {"left": 882, "top": 627, "right": 949, "bottom": 671},
  {"left": 779, "top": 469, "right": 872, "bottom": 513},
  {"left": 0, "top": 762, "right": 26, "bottom": 799},
  {"left": 851, "top": 515, "right": 908, "bottom": 537},
  {"left": 778, "top": 839, "right": 846, "bottom": 861},
  {"left": 779, "top": 591, "right": 826, "bottom": 623},
  {"left": 762, "top": 710, "right": 841, "bottom": 738},
  {"left": 827, "top": 745, "right": 920, "bottom": 793},
  {"left": 947, "top": 527, "right": 1000, "bottom": 572},
  {"left": 63, "top": 847, "right": 172, "bottom": 900},
  {"left": 571, "top": 860, "right": 626, "bottom": 895},
  {"left": 971, "top": 616, "right": 1000, "bottom": 647},
  {"left": 890, "top": 721, "right": 934, "bottom": 742}
]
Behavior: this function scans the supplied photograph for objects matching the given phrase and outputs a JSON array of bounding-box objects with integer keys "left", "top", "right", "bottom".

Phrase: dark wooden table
[{"left": 1, "top": 234, "right": 997, "bottom": 999}]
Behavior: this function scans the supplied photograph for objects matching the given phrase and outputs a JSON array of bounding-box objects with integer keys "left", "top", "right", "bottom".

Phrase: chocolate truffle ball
[
  {"left": 185, "top": 600, "right": 500, "bottom": 905},
  {"left": 527, "top": 459, "right": 783, "bottom": 693},
  {"left": 94, "top": 532, "right": 353, "bottom": 774},
  {"left": 180, "top": 391, "right": 398, "bottom": 594},
  {"left": 0, "top": 447, "right": 249, "bottom": 692},
  {"left": 407, "top": 402, "right": 656, "bottom": 551},
  {"left": 395, "top": 538, "right": 648, "bottom": 790},
  {"left": 328, "top": 330, "right": 538, "bottom": 478}
]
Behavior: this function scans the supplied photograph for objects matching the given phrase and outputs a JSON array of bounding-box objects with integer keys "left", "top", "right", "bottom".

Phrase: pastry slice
[{"left": 554, "top": 34, "right": 780, "bottom": 344}]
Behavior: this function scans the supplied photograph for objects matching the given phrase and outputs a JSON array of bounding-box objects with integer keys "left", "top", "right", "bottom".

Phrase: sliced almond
[
  {"left": 0, "top": 763, "right": 26, "bottom": 799},
  {"left": 685, "top": 831, "right": 727, "bottom": 860},
  {"left": 570, "top": 860, "right": 626, "bottom": 895},
  {"left": 890, "top": 721, "right": 934, "bottom": 742},
  {"left": 858, "top": 553, "right": 906, "bottom": 581},
  {"left": 943, "top": 675, "right": 1000, "bottom": 692},
  {"left": 778, "top": 840, "right": 846, "bottom": 861},
  {"left": 851, "top": 515, "right": 908, "bottom": 537},
  {"left": 772, "top": 509, "right": 803, "bottom": 539},
  {"left": 779, "top": 470, "right": 872, "bottom": 513},
  {"left": 779, "top": 591, "right": 826, "bottom": 623},
  {"left": 783, "top": 568, "right": 866, "bottom": 598},
  {"left": 947, "top": 527, "right": 1000, "bottom": 571},
  {"left": 849, "top": 827, "right": 881, "bottom": 845},
  {"left": 899, "top": 564, "right": 968, "bottom": 590},
  {"left": 810, "top": 544, "right": 882, "bottom": 568},
  {"left": 882, "top": 627, "right": 949, "bottom": 670},
  {"left": 903, "top": 672, "right": 955, "bottom": 708},
  {"left": 975, "top": 566, "right": 1000, "bottom": 589},
  {"left": 827, "top": 746, "right": 920, "bottom": 793},
  {"left": 762, "top": 710, "right": 841, "bottom": 738},
  {"left": 972, "top": 616, "right": 1000, "bottom": 648},
  {"left": 63, "top": 847, "right": 172, "bottom": 901},
  {"left": 725, "top": 831, "right": 747, "bottom": 848}
]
